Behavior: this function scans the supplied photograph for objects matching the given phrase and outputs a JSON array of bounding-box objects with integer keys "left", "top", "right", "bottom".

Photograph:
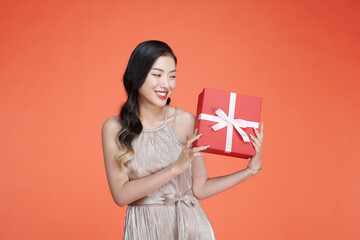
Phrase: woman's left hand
[{"left": 248, "top": 122, "right": 264, "bottom": 170}]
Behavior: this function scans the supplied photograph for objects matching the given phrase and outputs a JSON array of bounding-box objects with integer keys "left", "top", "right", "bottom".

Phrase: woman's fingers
[
  {"left": 186, "top": 133, "right": 203, "bottom": 147},
  {"left": 253, "top": 127, "right": 263, "bottom": 142},
  {"left": 191, "top": 128, "right": 198, "bottom": 139},
  {"left": 253, "top": 122, "right": 264, "bottom": 139},
  {"left": 249, "top": 134, "right": 261, "bottom": 146},
  {"left": 185, "top": 129, "right": 198, "bottom": 147},
  {"left": 190, "top": 145, "right": 210, "bottom": 153},
  {"left": 192, "top": 152, "right": 204, "bottom": 157},
  {"left": 251, "top": 140, "right": 261, "bottom": 152}
]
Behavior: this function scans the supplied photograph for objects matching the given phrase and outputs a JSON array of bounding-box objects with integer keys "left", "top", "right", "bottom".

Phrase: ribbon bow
[
  {"left": 164, "top": 190, "right": 195, "bottom": 207},
  {"left": 198, "top": 92, "right": 259, "bottom": 153}
]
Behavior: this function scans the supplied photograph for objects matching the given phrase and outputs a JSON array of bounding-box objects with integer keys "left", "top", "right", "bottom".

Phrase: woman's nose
[{"left": 160, "top": 76, "right": 170, "bottom": 88}]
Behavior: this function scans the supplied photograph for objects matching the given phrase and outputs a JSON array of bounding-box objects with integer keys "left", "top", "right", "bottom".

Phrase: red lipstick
[{"left": 155, "top": 91, "right": 168, "bottom": 100}]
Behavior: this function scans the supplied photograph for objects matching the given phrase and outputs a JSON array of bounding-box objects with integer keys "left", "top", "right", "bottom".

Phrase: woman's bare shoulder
[
  {"left": 172, "top": 106, "right": 196, "bottom": 140},
  {"left": 102, "top": 115, "right": 122, "bottom": 135},
  {"left": 175, "top": 107, "right": 195, "bottom": 124}
]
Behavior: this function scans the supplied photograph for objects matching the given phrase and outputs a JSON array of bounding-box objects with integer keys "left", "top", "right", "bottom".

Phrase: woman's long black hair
[{"left": 115, "top": 40, "right": 177, "bottom": 171}]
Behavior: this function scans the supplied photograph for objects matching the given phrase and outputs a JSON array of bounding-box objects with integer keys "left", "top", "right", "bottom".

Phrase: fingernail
[
  {"left": 195, "top": 128, "right": 198, "bottom": 134},
  {"left": 205, "top": 145, "right": 210, "bottom": 148},
  {"left": 197, "top": 133, "right": 203, "bottom": 137},
  {"left": 249, "top": 134, "right": 254, "bottom": 138},
  {"left": 253, "top": 127, "right": 257, "bottom": 131},
  {"left": 251, "top": 140, "right": 255, "bottom": 144}
]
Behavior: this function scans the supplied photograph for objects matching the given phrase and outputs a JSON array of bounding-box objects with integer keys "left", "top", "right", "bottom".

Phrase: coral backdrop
[{"left": 1, "top": 0, "right": 359, "bottom": 239}]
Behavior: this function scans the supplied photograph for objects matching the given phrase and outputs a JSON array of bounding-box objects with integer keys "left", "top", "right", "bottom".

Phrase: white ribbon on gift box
[{"left": 198, "top": 92, "right": 259, "bottom": 153}]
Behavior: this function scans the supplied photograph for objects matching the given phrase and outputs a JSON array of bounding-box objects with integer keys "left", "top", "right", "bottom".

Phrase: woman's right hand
[{"left": 171, "top": 129, "right": 210, "bottom": 174}]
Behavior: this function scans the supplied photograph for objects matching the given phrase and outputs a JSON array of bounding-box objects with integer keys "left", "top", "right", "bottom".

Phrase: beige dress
[{"left": 123, "top": 105, "right": 216, "bottom": 240}]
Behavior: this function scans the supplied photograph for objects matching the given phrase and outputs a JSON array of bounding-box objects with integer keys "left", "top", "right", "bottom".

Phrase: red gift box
[{"left": 194, "top": 88, "right": 262, "bottom": 159}]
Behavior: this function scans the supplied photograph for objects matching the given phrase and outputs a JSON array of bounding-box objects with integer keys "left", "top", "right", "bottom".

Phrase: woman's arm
[
  {"left": 102, "top": 116, "right": 206, "bottom": 207},
  {"left": 176, "top": 112, "right": 264, "bottom": 200},
  {"left": 191, "top": 156, "right": 260, "bottom": 200}
]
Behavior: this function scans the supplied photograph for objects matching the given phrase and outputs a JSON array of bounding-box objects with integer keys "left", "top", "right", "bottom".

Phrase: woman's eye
[
  {"left": 152, "top": 74, "right": 161, "bottom": 77},
  {"left": 170, "top": 76, "right": 176, "bottom": 79}
]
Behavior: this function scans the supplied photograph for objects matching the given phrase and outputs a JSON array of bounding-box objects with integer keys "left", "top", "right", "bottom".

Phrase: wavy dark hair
[{"left": 115, "top": 40, "right": 177, "bottom": 172}]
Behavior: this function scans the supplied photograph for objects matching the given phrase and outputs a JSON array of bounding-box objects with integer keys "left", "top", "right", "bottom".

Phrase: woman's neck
[{"left": 137, "top": 102, "right": 166, "bottom": 126}]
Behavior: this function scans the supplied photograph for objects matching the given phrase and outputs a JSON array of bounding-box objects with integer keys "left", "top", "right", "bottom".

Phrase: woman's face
[{"left": 138, "top": 55, "right": 176, "bottom": 108}]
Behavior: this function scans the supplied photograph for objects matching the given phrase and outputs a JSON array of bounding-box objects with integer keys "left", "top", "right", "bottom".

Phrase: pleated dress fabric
[{"left": 123, "top": 105, "right": 216, "bottom": 240}]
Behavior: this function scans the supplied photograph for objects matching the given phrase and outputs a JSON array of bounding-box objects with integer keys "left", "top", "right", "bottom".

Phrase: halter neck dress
[{"left": 123, "top": 105, "right": 216, "bottom": 240}]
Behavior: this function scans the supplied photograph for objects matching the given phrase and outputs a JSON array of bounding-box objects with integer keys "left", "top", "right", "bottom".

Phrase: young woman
[{"left": 101, "top": 40, "right": 264, "bottom": 239}]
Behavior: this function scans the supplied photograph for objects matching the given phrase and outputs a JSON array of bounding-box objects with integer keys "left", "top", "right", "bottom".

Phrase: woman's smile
[{"left": 155, "top": 90, "right": 169, "bottom": 100}]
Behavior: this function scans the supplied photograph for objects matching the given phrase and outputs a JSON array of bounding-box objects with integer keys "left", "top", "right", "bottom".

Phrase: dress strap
[
  {"left": 172, "top": 107, "right": 178, "bottom": 128},
  {"left": 164, "top": 104, "right": 169, "bottom": 125}
]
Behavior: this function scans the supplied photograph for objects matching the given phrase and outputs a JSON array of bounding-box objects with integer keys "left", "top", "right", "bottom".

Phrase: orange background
[{"left": 1, "top": 0, "right": 359, "bottom": 239}]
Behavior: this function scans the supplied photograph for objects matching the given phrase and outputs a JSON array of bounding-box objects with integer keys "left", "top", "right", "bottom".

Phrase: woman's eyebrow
[{"left": 151, "top": 68, "right": 176, "bottom": 73}]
